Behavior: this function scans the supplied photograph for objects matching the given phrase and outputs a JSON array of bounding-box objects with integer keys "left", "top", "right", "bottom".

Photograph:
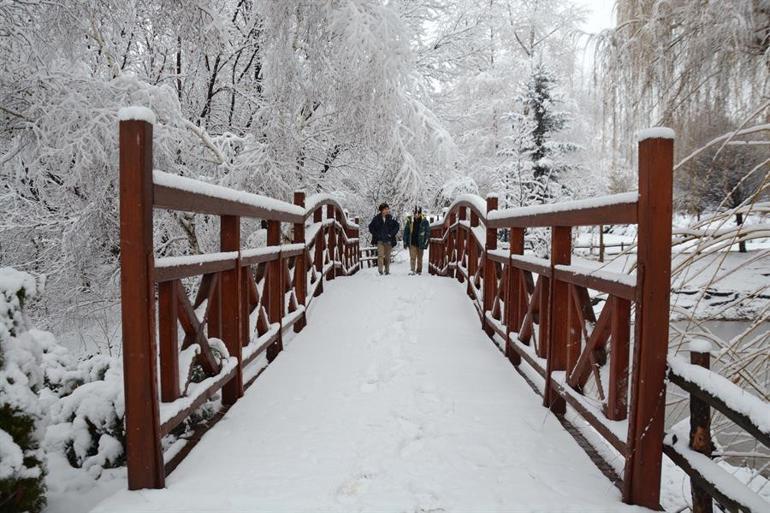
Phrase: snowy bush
[
  {"left": 0, "top": 268, "right": 47, "bottom": 513},
  {"left": 44, "top": 356, "right": 126, "bottom": 477}
]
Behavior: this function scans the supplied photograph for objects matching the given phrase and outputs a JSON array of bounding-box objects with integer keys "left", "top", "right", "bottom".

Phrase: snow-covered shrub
[
  {"left": 44, "top": 355, "right": 125, "bottom": 478},
  {"left": 0, "top": 268, "right": 47, "bottom": 513}
]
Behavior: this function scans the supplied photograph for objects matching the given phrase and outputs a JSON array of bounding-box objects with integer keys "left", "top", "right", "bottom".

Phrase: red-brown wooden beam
[
  {"left": 456, "top": 208, "right": 466, "bottom": 283},
  {"left": 220, "top": 215, "right": 243, "bottom": 405},
  {"left": 508, "top": 228, "right": 525, "bottom": 332},
  {"left": 483, "top": 196, "right": 498, "bottom": 336},
  {"left": 486, "top": 196, "right": 637, "bottom": 229},
  {"left": 544, "top": 226, "right": 571, "bottom": 414},
  {"left": 158, "top": 281, "right": 180, "bottom": 402},
  {"left": 326, "top": 205, "right": 337, "bottom": 280},
  {"left": 266, "top": 220, "right": 283, "bottom": 362},
  {"left": 293, "top": 192, "right": 307, "bottom": 331},
  {"left": 623, "top": 133, "right": 674, "bottom": 509},
  {"left": 606, "top": 296, "right": 630, "bottom": 421},
  {"left": 118, "top": 118, "right": 164, "bottom": 489}
]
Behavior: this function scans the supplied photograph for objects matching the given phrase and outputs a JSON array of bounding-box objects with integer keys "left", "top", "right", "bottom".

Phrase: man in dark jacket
[
  {"left": 403, "top": 206, "right": 431, "bottom": 275},
  {"left": 368, "top": 203, "right": 400, "bottom": 275}
]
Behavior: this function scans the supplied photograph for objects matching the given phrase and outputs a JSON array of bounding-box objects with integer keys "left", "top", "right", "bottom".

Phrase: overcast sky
[{"left": 574, "top": 0, "right": 615, "bottom": 33}]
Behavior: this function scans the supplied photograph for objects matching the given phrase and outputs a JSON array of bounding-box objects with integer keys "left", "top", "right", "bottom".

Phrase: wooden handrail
[{"left": 119, "top": 117, "right": 360, "bottom": 490}]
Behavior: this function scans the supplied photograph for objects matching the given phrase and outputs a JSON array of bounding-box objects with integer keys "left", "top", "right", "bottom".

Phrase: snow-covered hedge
[{"left": 0, "top": 268, "right": 47, "bottom": 513}]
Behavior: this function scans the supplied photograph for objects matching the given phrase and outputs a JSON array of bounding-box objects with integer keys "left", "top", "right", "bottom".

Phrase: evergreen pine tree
[{"left": 522, "top": 63, "right": 578, "bottom": 203}]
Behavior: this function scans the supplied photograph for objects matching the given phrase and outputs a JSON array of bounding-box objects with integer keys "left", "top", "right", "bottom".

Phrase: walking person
[
  {"left": 403, "top": 206, "right": 430, "bottom": 275},
  {"left": 368, "top": 203, "right": 399, "bottom": 275}
]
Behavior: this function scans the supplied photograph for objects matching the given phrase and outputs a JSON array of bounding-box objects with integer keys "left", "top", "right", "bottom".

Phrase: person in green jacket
[{"left": 403, "top": 206, "right": 431, "bottom": 275}]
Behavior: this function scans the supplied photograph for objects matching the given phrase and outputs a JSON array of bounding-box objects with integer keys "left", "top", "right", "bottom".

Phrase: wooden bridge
[{"left": 104, "top": 117, "right": 769, "bottom": 512}]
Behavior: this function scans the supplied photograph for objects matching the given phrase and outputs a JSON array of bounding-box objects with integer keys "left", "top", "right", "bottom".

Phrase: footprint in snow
[
  {"left": 335, "top": 474, "right": 372, "bottom": 503},
  {"left": 399, "top": 436, "right": 424, "bottom": 458}
]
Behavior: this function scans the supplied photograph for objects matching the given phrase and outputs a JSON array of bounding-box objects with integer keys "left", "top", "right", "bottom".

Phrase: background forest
[{"left": 2, "top": 0, "right": 766, "bottom": 343}]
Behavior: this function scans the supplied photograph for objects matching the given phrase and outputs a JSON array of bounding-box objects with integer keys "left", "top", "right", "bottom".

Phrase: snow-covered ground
[{"left": 89, "top": 261, "right": 645, "bottom": 513}]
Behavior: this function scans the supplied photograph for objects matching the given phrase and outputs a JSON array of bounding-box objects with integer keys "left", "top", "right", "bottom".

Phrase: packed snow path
[{"left": 93, "top": 262, "right": 647, "bottom": 513}]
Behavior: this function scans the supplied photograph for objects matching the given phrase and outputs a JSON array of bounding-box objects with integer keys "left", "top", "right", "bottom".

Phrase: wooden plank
[
  {"left": 174, "top": 281, "right": 220, "bottom": 375},
  {"left": 553, "top": 266, "right": 635, "bottom": 301},
  {"left": 118, "top": 118, "right": 164, "bottom": 489},
  {"left": 550, "top": 379, "right": 628, "bottom": 454},
  {"left": 326, "top": 205, "right": 337, "bottom": 281},
  {"left": 567, "top": 301, "right": 613, "bottom": 390},
  {"left": 153, "top": 183, "right": 304, "bottom": 223},
  {"left": 482, "top": 196, "right": 498, "bottom": 337},
  {"left": 606, "top": 296, "right": 630, "bottom": 421},
  {"left": 243, "top": 330, "right": 279, "bottom": 367},
  {"left": 240, "top": 250, "right": 281, "bottom": 267},
  {"left": 509, "top": 255, "right": 551, "bottom": 277},
  {"left": 155, "top": 257, "right": 237, "bottom": 283},
  {"left": 623, "top": 134, "right": 674, "bottom": 508},
  {"left": 688, "top": 350, "right": 714, "bottom": 513},
  {"left": 220, "top": 215, "right": 243, "bottom": 405},
  {"left": 159, "top": 364, "right": 238, "bottom": 436},
  {"left": 293, "top": 192, "right": 307, "bottom": 332},
  {"left": 507, "top": 228, "right": 524, "bottom": 335},
  {"left": 566, "top": 285, "right": 581, "bottom": 376},
  {"left": 662, "top": 444, "right": 753, "bottom": 513},
  {"left": 266, "top": 220, "right": 283, "bottom": 362},
  {"left": 518, "top": 275, "right": 541, "bottom": 344},
  {"left": 158, "top": 281, "right": 180, "bottom": 402},
  {"left": 486, "top": 197, "right": 638, "bottom": 229},
  {"left": 668, "top": 372, "right": 770, "bottom": 449},
  {"left": 545, "top": 226, "right": 570, "bottom": 414}
]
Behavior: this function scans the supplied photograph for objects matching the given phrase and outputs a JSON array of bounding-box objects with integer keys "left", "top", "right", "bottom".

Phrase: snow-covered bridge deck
[{"left": 92, "top": 263, "right": 642, "bottom": 513}]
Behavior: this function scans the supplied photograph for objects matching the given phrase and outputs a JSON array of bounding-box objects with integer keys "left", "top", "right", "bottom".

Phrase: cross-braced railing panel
[{"left": 118, "top": 118, "right": 360, "bottom": 490}]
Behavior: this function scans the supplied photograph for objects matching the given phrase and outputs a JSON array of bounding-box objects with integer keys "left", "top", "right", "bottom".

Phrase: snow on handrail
[
  {"left": 303, "top": 193, "right": 359, "bottom": 230},
  {"left": 431, "top": 194, "right": 489, "bottom": 228},
  {"left": 488, "top": 192, "right": 638, "bottom": 227},
  {"left": 154, "top": 170, "right": 305, "bottom": 220},
  {"left": 155, "top": 251, "right": 238, "bottom": 269},
  {"left": 664, "top": 425, "right": 769, "bottom": 513},
  {"left": 668, "top": 356, "right": 770, "bottom": 435}
]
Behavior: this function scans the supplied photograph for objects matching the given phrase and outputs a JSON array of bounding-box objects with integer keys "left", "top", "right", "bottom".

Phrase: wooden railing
[
  {"left": 665, "top": 347, "right": 769, "bottom": 513},
  {"left": 119, "top": 117, "right": 360, "bottom": 490},
  {"left": 429, "top": 133, "right": 674, "bottom": 509}
]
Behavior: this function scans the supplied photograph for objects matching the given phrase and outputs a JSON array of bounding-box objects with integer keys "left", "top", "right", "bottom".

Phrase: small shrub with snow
[
  {"left": 44, "top": 356, "right": 126, "bottom": 477},
  {"left": 0, "top": 268, "right": 47, "bottom": 513}
]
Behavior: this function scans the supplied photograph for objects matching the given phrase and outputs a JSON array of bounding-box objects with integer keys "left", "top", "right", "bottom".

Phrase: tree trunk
[{"left": 735, "top": 212, "right": 746, "bottom": 253}]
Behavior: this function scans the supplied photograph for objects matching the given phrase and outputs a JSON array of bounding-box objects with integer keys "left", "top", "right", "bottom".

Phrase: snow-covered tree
[
  {"left": 0, "top": 269, "right": 47, "bottom": 513},
  {"left": 520, "top": 63, "right": 580, "bottom": 204}
]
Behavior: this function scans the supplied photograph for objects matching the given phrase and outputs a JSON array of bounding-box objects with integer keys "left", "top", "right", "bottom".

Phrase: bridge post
[
  {"left": 326, "top": 205, "right": 337, "bottom": 280},
  {"left": 220, "top": 215, "right": 243, "bottom": 404},
  {"left": 467, "top": 209, "right": 478, "bottom": 298},
  {"left": 544, "top": 225, "right": 570, "bottom": 414},
  {"left": 293, "top": 192, "right": 307, "bottom": 331},
  {"left": 447, "top": 211, "right": 456, "bottom": 277},
  {"left": 505, "top": 227, "right": 524, "bottom": 365},
  {"left": 482, "top": 196, "right": 498, "bottom": 336},
  {"left": 623, "top": 132, "right": 674, "bottom": 509},
  {"left": 354, "top": 217, "right": 361, "bottom": 271},
  {"left": 456, "top": 208, "right": 466, "bottom": 283},
  {"left": 313, "top": 207, "right": 325, "bottom": 294},
  {"left": 118, "top": 118, "right": 164, "bottom": 489},
  {"left": 266, "top": 219, "right": 283, "bottom": 362}
]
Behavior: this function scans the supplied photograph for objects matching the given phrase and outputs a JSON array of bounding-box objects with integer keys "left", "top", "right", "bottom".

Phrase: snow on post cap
[
  {"left": 118, "top": 106, "right": 156, "bottom": 125},
  {"left": 687, "top": 339, "right": 713, "bottom": 353},
  {"left": 637, "top": 127, "right": 675, "bottom": 141}
]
